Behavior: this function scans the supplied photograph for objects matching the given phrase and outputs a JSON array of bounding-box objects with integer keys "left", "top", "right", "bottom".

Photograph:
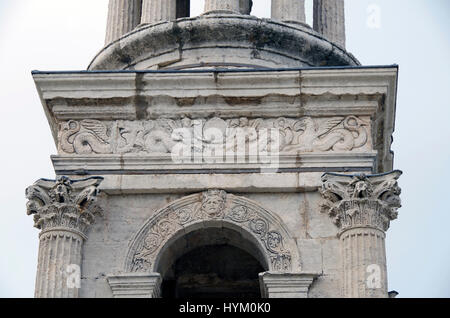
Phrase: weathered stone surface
[
  {"left": 28, "top": 0, "right": 402, "bottom": 299},
  {"left": 204, "top": 0, "right": 241, "bottom": 14},
  {"left": 314, "top": 0, "right": 346, "bottom": 47},
  {"left": 89, "top": 15, "right": 359, "bottom": 70},
  {"left": 107, "top": 273, "right": 162, "bottom": 298},
  {"left": 320, "top": 171, "right": 402, "bottom": 298},
  {"left": 141, "top": 0, "right": 176, "bottom": 24},
  {"left": 33, "top": 67, "right": 398, "bottom": 175},
  {"left": 303, "top": 192, "right": 339, "bottom": 239},
  {"left": 124, "top": 190, "right": 299, "bottom": 273},
  {"left": 26, "top": 176, "right": 103, "bottom": 238},
  {"left": 105, "top": 0, "right": 142, "bottom": 45},
  {"left": 308, "top": 273, "right": 342, "bottom": 298},
  {"left": 56, "top": 116, "right": 371, "bottom": 156},
  {"left": 26, "top": 177, "right": 103, "bottom": 298},
  {"left": 259, "top": 272, "right": 318, "bottom": 298},
  {"left": 320, "top": 171, "right": 402, "bottom": 233},
  {"left": 239, "top": 0, "right": 253, "bottom": 14},
  {"left": 297, "top": 239, "right": 323, "bottom": 273},
  {"left": 272, "top": 0, "right": 306, "bottom": 24}
]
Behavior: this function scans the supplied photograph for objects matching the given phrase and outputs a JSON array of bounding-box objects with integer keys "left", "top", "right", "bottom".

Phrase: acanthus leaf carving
[
  {"left": 25, "top": 176, "right": 104, "bottom": 236},
  {"left": 319, "top": 171, "right": 402, "bottom": 233}
]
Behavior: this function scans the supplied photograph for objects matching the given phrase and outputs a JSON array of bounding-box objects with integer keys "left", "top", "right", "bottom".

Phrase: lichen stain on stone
[
  {"left": 224, "top": 96, "right": 263, "bottom": 106},
  {"left": 175, "top": 97, "right": 197, "bottom": 107}
]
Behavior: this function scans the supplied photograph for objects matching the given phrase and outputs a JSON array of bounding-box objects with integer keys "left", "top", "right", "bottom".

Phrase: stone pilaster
[
  {"left": 204, "top": 0, "right": 241, "bottom": 14},
  {"left": 271, "top": 0, "right": 306, "bottom": 24},
  {"left": 105, "top": 0, "right": 142, "bottom": 45},
  {"left": 26, "top": 176, "right": 103, "bottom": 298},
  {"left": 141, "top": 0, "right": 176, "bottom": 24},
  {"left": 107, "top": 273, "right": 162, "bottom": 298},
  {"left": 313, "top": 0, "right": 346, "bottom": 47},
  {"left": 320, "top": 171, "right": 402, "bottom": 298},
  {"left": 259, "top": 272, "right": 318, "bottom": 298}
]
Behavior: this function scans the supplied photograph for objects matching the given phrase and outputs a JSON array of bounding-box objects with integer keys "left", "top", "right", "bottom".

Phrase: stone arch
[
  {"left": 124, "top": 190, "right": 300, "bottom": 273},
  {"left": 154, "top": 222, "right": 271, "bottom": 278}
]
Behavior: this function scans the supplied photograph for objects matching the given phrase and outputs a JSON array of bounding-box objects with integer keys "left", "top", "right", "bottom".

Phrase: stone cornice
[
  {"left": 33, "top": 67, "right": 398, "bottom": 173},
  {"left": 51, "top": 153, "right": 377, "bottom": 176},
  {"left": 26, "top": 176, "right": 104, "bottom": 236},
  {"left": 319, "top": 171, "right": 402, "bottom": 233}
]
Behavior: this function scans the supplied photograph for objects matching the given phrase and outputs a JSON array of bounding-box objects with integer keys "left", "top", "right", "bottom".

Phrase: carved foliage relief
[
  {"left": 319, "top": 171, "right": 402, "bottom": 233},
  {"left": 128, "top": 190, "right": 294, "bottom": 273},
  {"left": 58, "top": 116, "right": 371, "bottom": 155},
  {"left": 25, "top": 177, "right": 104, "bottom": 235}
]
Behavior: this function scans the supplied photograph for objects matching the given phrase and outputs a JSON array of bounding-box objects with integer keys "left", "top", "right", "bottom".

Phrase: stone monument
[{"left": 27, "top": 0, "right": 402, "bottom": 298}]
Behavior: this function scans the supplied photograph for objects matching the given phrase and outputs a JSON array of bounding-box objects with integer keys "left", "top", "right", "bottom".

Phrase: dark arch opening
[{"left": 158, "top": 227, "right": 267, "bottom": 298}]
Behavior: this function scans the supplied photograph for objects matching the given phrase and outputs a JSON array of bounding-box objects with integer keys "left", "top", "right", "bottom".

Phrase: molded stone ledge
[
  {"left": 51, "top": 152, "right": 377, "bottom": 177},
  {"left": 107, "top": 273, "right": 161, "bottom": 298},
  {"left": 259, "top": 272, "right": 320, "bottom": 298},
  {"left": 91, "top": 172, "right": 324, "bottom": 194}
]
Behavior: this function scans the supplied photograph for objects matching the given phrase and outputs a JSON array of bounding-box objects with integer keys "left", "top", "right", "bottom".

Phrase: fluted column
[
  {"left": 271, "top": 0, "right": 306, "bottom": 24},
  {"left": 26, "top": 176, "right": 103, "bottom": 298},
  {"left": 320, "top": 171, "right": 402, "bottom": 298},
  {"left": 105, "top": 0, "right": 142, "bottom": 45},
  {"left": 204, "top": 0, "right": 241, "bottom": 14},
  {"left": 141, "top": 0, "right": 176, "bottom": 24},
  {"left": 313, "top": 0, "right": 346, "bottom": 47}
]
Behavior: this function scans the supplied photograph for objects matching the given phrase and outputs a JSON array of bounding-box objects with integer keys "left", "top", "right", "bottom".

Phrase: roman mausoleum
[{"left": 26, "top": 0, "right": 402, "bottom": 298}]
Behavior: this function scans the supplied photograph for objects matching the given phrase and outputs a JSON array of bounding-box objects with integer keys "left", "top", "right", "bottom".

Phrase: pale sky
[{"left": 0, "top": 0, "right": 449, "bottom": 298}]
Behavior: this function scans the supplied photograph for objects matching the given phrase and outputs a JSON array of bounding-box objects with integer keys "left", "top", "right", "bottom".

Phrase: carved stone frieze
[
  {"left": 26, "top": 176, "right": 104, "bottom": 236},
  {"left": 127, "top": 190, "right": 296, "bottom": 273},
  {"left": 57, "top": 116, "right": 370, "bottom": 156},
  {"left": 319, "top": 171, "right": 402, "bottom": 233}
]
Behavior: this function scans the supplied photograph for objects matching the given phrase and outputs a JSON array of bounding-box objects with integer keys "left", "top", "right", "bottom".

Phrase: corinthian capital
[
  {"left": 319, "top": 171, "right": 402, "bottom": 233},
  {"left": 26, "top": 176, "right": 104, "bottom": 237}
]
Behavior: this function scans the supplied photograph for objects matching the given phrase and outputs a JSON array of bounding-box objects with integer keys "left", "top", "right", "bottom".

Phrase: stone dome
[{"left": 89, "top": 13, "right": 359, "bottom": 71}]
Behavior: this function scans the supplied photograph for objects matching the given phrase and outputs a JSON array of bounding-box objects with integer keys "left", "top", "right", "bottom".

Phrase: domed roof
[{"left": 88, "top": 14, "right": 359, "bottom": 71}]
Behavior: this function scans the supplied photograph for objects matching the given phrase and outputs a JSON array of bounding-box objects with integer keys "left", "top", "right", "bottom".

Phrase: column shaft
[
  {"left": 105, "top": 0, "right": 142, "bottom": 44},
  {"left": 35, "top": 230, "right": 85, "bottom": 298},
  {"left": 239, "top": 0, "right": 253, "bottom": 15},
  {"left": 27, "top": 176, "right": 104, "bottom": 298},
  {"left": 141, "top": 0, "right": 176, "bottom": 24},
  {"left": 313, "top": 0, "right": 346, "bottom": 47},
  {"left": 341, "top": 228, "right": 388, "bottom": 298},
  {"left": 272, "top": 0, "right": 306, "bottom": 24},
  {"left": 204, "top": 0, "right": 241, "bottom": 14},
  {"left": 320, "top": 171, "right": 402, "bottom": 298}
]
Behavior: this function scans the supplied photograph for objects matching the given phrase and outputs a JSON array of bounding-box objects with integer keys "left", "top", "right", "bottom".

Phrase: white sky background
[{"left": 0, "top": 0, "right": 449, "bottom": 297}]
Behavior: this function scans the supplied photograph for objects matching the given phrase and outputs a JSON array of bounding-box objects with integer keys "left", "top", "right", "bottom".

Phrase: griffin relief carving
[{"left": 58, "top": 116, "right": 370, "bottom": 155}]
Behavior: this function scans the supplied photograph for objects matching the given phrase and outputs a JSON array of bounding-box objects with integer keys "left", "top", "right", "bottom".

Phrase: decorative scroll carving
[
  {"left": 128, "top": 190, "right": 296, "bottom": 273},
  {"left": 26, "top": 176, "right": 104, "bottom": 236},
  {"left": 319, "top": 171, "right": 402, "bottom": 233},
  {"left": 59, "top": 120, "right": 112, "bottom": 154},
  {"left": 58, "top": 116, "right": 370, "bottom": 155}
]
